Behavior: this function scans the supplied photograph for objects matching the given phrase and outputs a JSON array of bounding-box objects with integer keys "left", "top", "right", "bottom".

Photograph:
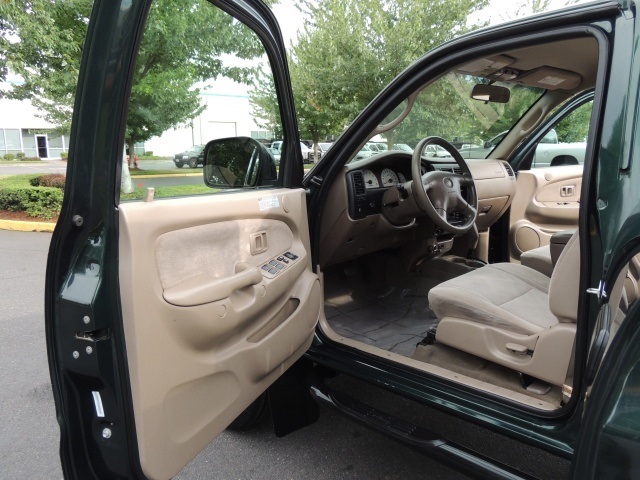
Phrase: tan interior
[
  {"left": 428, "top": 231, "right": 628, "bottom": 387},
  {"left": 319, "top": 156, "right": 516, "bottom": 266},
  {"left": 119, "top": 189, "right": 321, "bottom": 480},
  {"left": 508, "top": 165, "right": 582, "bottom": 260},
  {"left": 317, "top": 314, "right": 559, "bottom": 410},
  {"left": 429, "top": 232, "right": 581, "bottom": 386},
  {"left": 316, "top": 34, "right": 603, "bottom": 409},
  {"left": 521, "top": 229, "right": 576, "bottom": 277}
]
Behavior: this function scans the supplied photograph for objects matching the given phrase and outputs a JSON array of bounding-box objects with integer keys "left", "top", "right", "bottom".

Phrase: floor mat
[
  {"left": 411, "top": 342, "right": 563, "bottom": 407},
  {"left": 325, "top": 287, "right": 439, "bottom": 356}
]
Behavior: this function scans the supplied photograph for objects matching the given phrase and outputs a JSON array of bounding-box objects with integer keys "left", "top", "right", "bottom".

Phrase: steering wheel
[{"left": 411, "top": 136, "right": 477, "bottom": 235}]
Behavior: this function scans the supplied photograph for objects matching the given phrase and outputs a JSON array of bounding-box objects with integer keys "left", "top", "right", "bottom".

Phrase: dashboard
[
  {"left": 361, "top": 167, "right": 408, "bottom": 188},
  {"left": 319, "top": 151, "right": 517, "bottom": 266}
]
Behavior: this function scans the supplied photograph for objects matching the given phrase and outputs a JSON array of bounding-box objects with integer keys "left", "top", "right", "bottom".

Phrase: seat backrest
[
  {"left": 549, "top": 230, "right": 581, "bottom": 323},
  {"left": 549, "top": 230, "right": 629, "bottom": 325}
]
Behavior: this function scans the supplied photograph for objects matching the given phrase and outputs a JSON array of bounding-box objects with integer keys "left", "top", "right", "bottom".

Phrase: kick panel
[{"left": 118, "top": 189, "right": 320, "bottom": 480}]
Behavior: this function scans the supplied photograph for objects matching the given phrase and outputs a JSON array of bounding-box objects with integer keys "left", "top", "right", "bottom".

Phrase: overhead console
[{"left": 457, "top": 53, "right": 583, "bottom": 92}]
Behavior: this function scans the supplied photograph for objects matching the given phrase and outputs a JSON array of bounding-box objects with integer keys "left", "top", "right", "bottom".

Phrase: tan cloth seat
[
  {"left": 429, "top": 262, "right": 556, "bottom": 335},
  {"left": 429, "top": 231, "right": 628, "bottom": 387},
  {"left": 428, "top": 232, "right": 581, "bottom": 386}
]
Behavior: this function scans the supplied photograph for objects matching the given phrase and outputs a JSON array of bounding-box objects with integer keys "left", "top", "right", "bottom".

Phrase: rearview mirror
[
  {"left": 203, "top": 136, "right": 277, "bottom": 188},
  {"left": 471, "top": 84, "right": 510, "bottom": 104}
]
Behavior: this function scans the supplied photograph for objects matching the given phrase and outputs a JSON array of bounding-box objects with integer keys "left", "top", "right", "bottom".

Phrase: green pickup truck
[{"left": 46, "top": 1, "right": 640, "bottom": 479}]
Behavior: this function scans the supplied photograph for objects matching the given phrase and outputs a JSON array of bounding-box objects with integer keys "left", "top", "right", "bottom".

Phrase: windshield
[{"left": 378, "top": 72, "right": 544, "bottom": 159}]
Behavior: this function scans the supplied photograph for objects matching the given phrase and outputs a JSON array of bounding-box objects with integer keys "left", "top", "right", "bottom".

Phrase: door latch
[{"left": 586, "top": 280, "right": 607, "bottom": 301}]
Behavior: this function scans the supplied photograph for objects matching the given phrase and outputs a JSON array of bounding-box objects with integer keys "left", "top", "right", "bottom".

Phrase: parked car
[
  {"left": 423, "top": 144, "right": 452, "bottom": 159},
  {"left": 47, "top": 2, "right": 640, "bottom": 479},
  {"left": 366, "top": 142, "right": 386, "bottom": 152},
  {"left": 271, "top": 140, "right": 313, "bottom": 163},
  {"left": 377, "top": 143, "right": 389, "bottom": 151},
  {"left": 311, "top": 141, "right": 333, "bottom": 161},
  {"left": 459, "top": 129, "right": 587, "bottom": 165},
  {"left": 354, "top": 143, "right": 377, "bottom": 160},
  {"left": 392, "top": 143, "right": 413, "bottom": 152},
  {"left": 269, "top": 147, "right": 281, "bottom": 165},
  {"left": 319, "top": 142, "right": 333, "bottom": 152},
  {"left": 173, "top": 144, "right": 205, "bottom": 168}
]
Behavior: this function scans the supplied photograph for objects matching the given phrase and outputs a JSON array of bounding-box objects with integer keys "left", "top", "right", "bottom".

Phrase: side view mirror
[
  {"left": 471, "top": 84, "right": 510, "bottom": 104},
  {"left": 540, "top": 128, "right": 559, "bottom": 144},
  {"left": 203, "top": 136, "right": 277, "bottom": 188}
]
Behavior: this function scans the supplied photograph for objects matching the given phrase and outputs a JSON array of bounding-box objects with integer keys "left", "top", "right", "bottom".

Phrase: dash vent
[
  {"left": 435, "top": 166, "right": 463, "bottom": 175},
  {"left": 352, "top": 171, "right": 366, "bottom": 196},
  {"left": 502, "top": 162, "right": 515, "bottom": 178}
]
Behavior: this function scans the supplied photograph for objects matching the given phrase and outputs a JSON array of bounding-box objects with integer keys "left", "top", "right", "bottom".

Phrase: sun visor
[
  {"left": 457, "top": 55, "right": 515, "bottom": 76},
  {"left": 516, "top": 67, "right": 582, "bottom": 90}
]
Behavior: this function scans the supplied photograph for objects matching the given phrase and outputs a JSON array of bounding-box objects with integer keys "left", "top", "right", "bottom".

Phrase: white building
[
  {"left": 0, "top": 95, "right": 69, "bottom": 160},
  {"left": 0, "top": 75, "right": 270, "bottom": 159},
  {"left": 137, "top": 77, "right": 270, "bottom": 157}
]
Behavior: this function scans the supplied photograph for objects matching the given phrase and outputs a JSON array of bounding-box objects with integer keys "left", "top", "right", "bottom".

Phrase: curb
[{"left": 0, "top": 219, "right": 55, "bottom": 232}]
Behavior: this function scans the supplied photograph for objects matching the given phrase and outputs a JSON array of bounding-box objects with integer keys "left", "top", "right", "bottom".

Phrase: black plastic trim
[{"left": 311, "top": 382, "right": 539, "bottom": 480}]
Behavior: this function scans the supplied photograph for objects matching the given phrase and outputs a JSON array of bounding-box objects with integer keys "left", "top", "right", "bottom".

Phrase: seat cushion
[
  {"left": 520, "top": 244, "right": 553, "bottom": 277},
  {"left": 428, "top": 263, "right": 558, "bottom": 335}
]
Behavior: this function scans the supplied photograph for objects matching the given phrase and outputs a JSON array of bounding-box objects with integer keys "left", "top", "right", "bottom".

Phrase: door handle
[{"left": 163, "top": 262, "right": 263, "bottom": 306}]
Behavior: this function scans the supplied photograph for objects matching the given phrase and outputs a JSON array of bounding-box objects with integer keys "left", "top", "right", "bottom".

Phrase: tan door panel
[
  {"left": 509, "top": 165, "right": 582, "bottom": 259},
  {"left": 118, "top": 188, "right": 320, "bottom": 480}
]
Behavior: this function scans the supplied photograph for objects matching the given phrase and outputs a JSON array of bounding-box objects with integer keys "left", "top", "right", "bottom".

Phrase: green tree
[
  {"left": 0, "top": 0, "right": 266, "bottom": 147},
  {"left": 483, "top": 85, "right": 544, "bottom": 138},
  {"left": 125, "top": 0, "right": 266, "bottom": 148},
  {"left": 251, "top": 0, "right": 488, "bottom": 155},
  {"left": 249, "top": 66, "right": 284, "bottom": 139},
  {"left": 0, "top": 0, "right": 90, "bottom": 132},
  {"left": 293, "top": 0, "right": 489, "bottom": 133},
  {"left": 554, "top": 101, "right": 592, "bottom": 143}
]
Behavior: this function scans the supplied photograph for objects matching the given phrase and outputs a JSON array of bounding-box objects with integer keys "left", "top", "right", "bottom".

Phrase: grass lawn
[
  {"left": 137, "top": 156, "right": 171, "bottom": 161},
  {"left": 129, "top": 168, "right": 196, "bottom": 176},
  {"left": 0, "top": 174, "right": 39, "bottom": 187},
  {"left": 0, "top": 174, "right": 212, "bottom": 198},
  {"left": 121, "top": 184, "right": 215, "bottom": 200},
  {"left": 0, "top": 160, "right": 44, "bottom": 164}
]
